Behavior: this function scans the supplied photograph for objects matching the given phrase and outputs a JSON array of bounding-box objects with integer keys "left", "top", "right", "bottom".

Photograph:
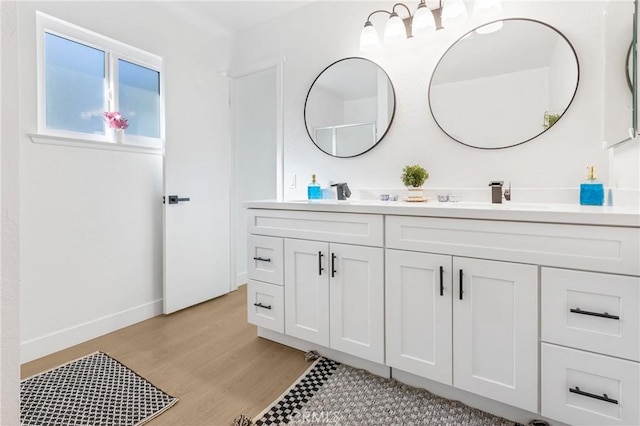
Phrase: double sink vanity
[{"left": 245, "top": 199, "right": 639, "bottom": 425}]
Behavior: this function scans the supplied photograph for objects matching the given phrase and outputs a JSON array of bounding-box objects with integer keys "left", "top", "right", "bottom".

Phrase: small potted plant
[{"left": 401, "top": 164, "right": 429, "bottom": 201}]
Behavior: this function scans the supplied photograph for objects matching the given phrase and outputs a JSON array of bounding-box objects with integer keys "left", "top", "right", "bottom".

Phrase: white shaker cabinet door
[
  {"left": 284, "top": 239, "right": 330, "bottom": 346},
  {"left": 385, "top": 249, "right": 453, "bottom": 385},
  {"left": 329, "top": 243, "right": 384, "bottom": 363},
  {"left": 453, "top": 257, "right": 538, "bottom": 413}
]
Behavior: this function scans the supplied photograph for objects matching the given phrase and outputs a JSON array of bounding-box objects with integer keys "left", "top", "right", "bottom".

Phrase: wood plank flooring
[{"left": 21, "top": 285, "right": 310, "bottom": 425}]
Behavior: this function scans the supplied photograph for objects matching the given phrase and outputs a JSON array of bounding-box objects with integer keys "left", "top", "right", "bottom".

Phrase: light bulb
[
  {"left": 412, "top": 3, "right": 436, "bottom": 38},
  {"left": 360, "top": 21, "right": 381, "bottom": 52},
  {"left": 441, "top": 0, "right": 469, "bottom": 28},
  {"left": 384, "top": 12, "right": 407, "bottom": 45},
  {"left": 473, "top": 0, "right": 502, "bottom": 19}
]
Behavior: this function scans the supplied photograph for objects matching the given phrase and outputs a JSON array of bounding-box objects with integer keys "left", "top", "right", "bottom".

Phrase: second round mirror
[{"left": 429, "top": 19, "right": 580, "bottom": 149}]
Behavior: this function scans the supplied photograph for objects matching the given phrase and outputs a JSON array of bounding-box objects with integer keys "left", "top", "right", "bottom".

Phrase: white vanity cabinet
[
  {"left": 246, "top": 202, "right": 639, "bottom": 426},
  {"left": 385, "top": 250, "right": 453, "bottom": 384},
  {"left": 452, "top": 257, "right": 538, "bottom": 413},
  {"left": 284, "top": 238, "right": 384, "bottom": 363},
  {"left": 541, "top": 268, "right": 640, "bottom": 425},
  {"left": 385, "top": 221, "right": 539, "bottom": 413},
  {"left": 247, "top": 209, "right": 385, "bottom": 363}
]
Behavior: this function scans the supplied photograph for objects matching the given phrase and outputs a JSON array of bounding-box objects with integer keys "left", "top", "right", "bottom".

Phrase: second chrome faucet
[{"left": 489, "top": 181, "right": 511, "bottom": 203}]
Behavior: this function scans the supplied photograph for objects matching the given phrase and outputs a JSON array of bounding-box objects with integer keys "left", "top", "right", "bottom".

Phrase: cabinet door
[
  {"left": 386, "top": 249, "right": 453, "bottom": 385},
  {"left": 453, "top": 257, "right": 538, "bottom": 413},
  {"left": 284, "top": 239, "right": 329, "bottom": 346},
  {"left": 329, "top": 243, "right": 384, "bottom": 363}
]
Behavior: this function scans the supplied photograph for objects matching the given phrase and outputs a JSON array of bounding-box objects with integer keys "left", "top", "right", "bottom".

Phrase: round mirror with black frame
[
  {"left": 429, "top": 18, "right": 580, "bottom": 150},
  {"left": 304, "top": 57, "right": 396, "bottom": 158}
]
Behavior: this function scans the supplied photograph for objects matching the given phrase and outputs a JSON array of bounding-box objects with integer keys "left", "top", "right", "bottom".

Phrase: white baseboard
[
  {"left": 236, "top": 271, "right": 247, "bottom": 288},
  {"left": 20, "top": 299, "right": 163, "bottom": 363}
]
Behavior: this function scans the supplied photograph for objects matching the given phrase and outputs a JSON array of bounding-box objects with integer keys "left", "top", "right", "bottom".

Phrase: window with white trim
[{"left": 36, "top": 12, "right": 163, "bottom": 149}]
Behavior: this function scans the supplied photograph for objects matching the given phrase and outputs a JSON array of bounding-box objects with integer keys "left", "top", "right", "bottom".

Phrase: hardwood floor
[{"left": 21, "top": 285, "right": 310, "bottom": 425}]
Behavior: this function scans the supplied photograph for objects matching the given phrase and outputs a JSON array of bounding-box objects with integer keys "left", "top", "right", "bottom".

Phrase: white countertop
[{"left": 244, "top": 199, "right": 640, "bottom": 227}]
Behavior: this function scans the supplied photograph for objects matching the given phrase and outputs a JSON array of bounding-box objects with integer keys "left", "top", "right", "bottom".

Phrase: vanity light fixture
[{"left": 359, "top": 0, "right": 502, "bottom": 52}]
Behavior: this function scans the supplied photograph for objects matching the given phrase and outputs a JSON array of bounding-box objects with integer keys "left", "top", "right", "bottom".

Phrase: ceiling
[{"left": 154, "top": 1, "right": 315, "bottom": 39}]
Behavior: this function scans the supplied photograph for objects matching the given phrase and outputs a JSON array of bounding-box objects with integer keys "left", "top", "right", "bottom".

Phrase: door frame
[{"left": 227, "top": 57, "right": 285, "bottom": 291}]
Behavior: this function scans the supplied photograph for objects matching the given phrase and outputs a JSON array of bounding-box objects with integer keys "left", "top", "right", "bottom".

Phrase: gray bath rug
[
  {"left": 246, "top": 357, "right": 518, "bottom": 426},
  {"left": 20, "top": 351, "right": 178, "bottom": 426}
]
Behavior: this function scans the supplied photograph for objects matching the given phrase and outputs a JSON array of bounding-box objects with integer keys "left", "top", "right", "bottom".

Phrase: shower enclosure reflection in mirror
[{"left": 304, "top": 57, "right": 396, "bottom": 158}]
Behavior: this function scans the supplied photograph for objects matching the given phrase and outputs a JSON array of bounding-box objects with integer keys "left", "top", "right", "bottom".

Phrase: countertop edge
[{"left": 243, "top": 200, "right": 640, "bottom": 228}]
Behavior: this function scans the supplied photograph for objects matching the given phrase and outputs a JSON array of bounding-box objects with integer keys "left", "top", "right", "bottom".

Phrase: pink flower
[{"left": 103, "top": 111, "right": 129, "bottom": 130}]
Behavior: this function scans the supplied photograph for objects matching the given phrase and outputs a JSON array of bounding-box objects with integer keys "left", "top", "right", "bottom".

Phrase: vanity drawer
[
  {"left": 542, "top": 343, "right": 640, "bottom": 425},
  {"left": 542, "top": 268, "right": 640, "bottom": 361},
  {"left": 247, "top": 280, "right": 284, "bottom": 333},
  {"left": 248, "top": 235, "right": 284, "bottom": 286},
  {"left": 248, "top": 209, "right": 383, "bottom": 247},
  {"left": 385, "top": 216, "right": 639, "bottom": 275}
]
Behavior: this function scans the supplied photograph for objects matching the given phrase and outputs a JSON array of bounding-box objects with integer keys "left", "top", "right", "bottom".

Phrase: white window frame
[{"left": 35, "top": 11, "right": 164, "bottom": 151}]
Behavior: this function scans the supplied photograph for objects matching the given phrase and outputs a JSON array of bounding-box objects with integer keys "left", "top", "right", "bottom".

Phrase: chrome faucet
[
  {"left": 489, "top": 181, "right": 511, "bottom": 203},
  {"left": 331, "top": 183, "right": 351, "bottom": 200}
]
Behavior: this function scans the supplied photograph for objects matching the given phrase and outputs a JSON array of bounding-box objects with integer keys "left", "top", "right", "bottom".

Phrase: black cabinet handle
[
  {"left": 253, "top": 302, "right": 272, "bottom": 310},
  {"left": 253, "top": 256, "right": 271, "bottom": 263},
  {"left": 439, "top": 266, "right": 444, "bottom": 296},
  {"left": 570, "top": 308, "right": 619, "bottom": 320},
  {"left": 331, "top": 253, "right": 337, "bottom": 278},
  {"left": 569, "top": 387, "right": 618, "bottom": 405},
  {"left": 318, "top": 251, "right": 324, "bottom": 276},
  {"left": 459, "top": 269, "right": 464, "bottom": 300}
]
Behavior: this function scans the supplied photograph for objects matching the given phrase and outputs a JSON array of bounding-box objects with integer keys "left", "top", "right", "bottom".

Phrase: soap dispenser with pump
[
  {"left": 307, "top": 174, "right": 322, "bottom": 200},
  {"left": 579, "top": 166, "right": 604, "bottom": 206}
]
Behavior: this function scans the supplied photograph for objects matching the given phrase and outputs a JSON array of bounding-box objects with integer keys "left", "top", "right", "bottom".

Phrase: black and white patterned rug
[
  {"left": 240, "top": 356, "right": 519, "bottom": 426},
  {"left": 20, "top": 351, "right": 178, "bottom": 426}
]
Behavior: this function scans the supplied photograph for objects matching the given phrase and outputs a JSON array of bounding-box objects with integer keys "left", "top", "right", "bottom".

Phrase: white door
[
  {"left": 284, "top": 239, "right": 329, "bottom": 346},
  {"left": 386, "top": 249, "right": 452, "bottom": 385},
  {"left": 231, "top": 67, "right": 279, "bottom": 289},
  {"left": 330, "top": 243, "right": 384, "bottom": 363},
  {"left": 163, "top": 122, "right": 230, "bottom": 313},
  {"left": 453, "top": 257, "right": 538, "bottom": 412}
]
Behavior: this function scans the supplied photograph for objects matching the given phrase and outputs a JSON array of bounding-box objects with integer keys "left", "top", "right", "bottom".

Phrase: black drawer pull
[
  {"left": 253, "top": 302, "right": 272, "bottom": 310},
  {"left": 570, "top": 308, "right": 619, "bottom": 320},
  {"left": 318, "top": 251, "right": 324, "bottom": 276},
  {"left": 439, "top": 266, "right": 444, "bottom": 296},
  {"left": 253, "top": 256, "right": 272, "bottom": 263},
  {"left": 459, "top": 269, "right": 464, "bottom": 300},
  {"left": 331, "top": 253, "right": 337, "bottom": 278},
  {"left": 569, "top": 386, "right": 618, "bottom": 405}
]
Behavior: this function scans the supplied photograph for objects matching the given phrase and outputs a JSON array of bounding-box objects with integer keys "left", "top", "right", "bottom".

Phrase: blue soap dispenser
[
  {"left": 307, "top": 174, "right": 322, "bottom": 200},
  {"left": 579, "top": 166, "right": 604, "bottom": 206}
]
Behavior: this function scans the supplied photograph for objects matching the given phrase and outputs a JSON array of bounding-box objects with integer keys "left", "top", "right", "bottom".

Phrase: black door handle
[
  {"left": 459, "top": 269, "right": 464, "bottom": 300},
  {"left": 166, "top": 195, "right": 190, "bottom": 204},
  {"left": 318, "top": 251, "right": 324, "bottom": 276},
  {"left": 439, "top": 266, "right": 444, "bottom": 296},
  {"left": 570, "top": 308, "right": 620, "bottom": 320},
  {"left": 569, "top": 386, "right": 618, "bottom": 405}
]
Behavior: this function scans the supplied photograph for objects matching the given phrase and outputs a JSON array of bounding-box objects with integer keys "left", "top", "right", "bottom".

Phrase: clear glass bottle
[
  {"left": 579, "top": 166, "right": 604, "bottom": 206},
  {"left": 307, "top": 174, "right": 322, "bottom": 200}
]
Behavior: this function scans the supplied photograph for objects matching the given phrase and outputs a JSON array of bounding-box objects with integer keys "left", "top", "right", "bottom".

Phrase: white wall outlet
[{"left": 288, "top": 173, "right": 296, "bottom": 188}]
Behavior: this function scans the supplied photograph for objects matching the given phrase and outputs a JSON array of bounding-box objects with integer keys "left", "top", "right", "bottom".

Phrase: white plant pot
[
  {"left": 114, "top": 129, "right": 125, "bottom": 144},
  {"left": 407, "top": 187, "right": 423, "bottom": 200}
]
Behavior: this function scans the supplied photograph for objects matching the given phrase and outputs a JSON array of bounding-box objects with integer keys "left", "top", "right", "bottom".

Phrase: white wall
[
  {"left": 17, "top": 2, "right": 230, "bottom": 362},
  {"left": 1, "top": 0, "right": 21, "bottom": 423},
  {"left": 230, "top": 0, "right": 639, "bottom": 203}
]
